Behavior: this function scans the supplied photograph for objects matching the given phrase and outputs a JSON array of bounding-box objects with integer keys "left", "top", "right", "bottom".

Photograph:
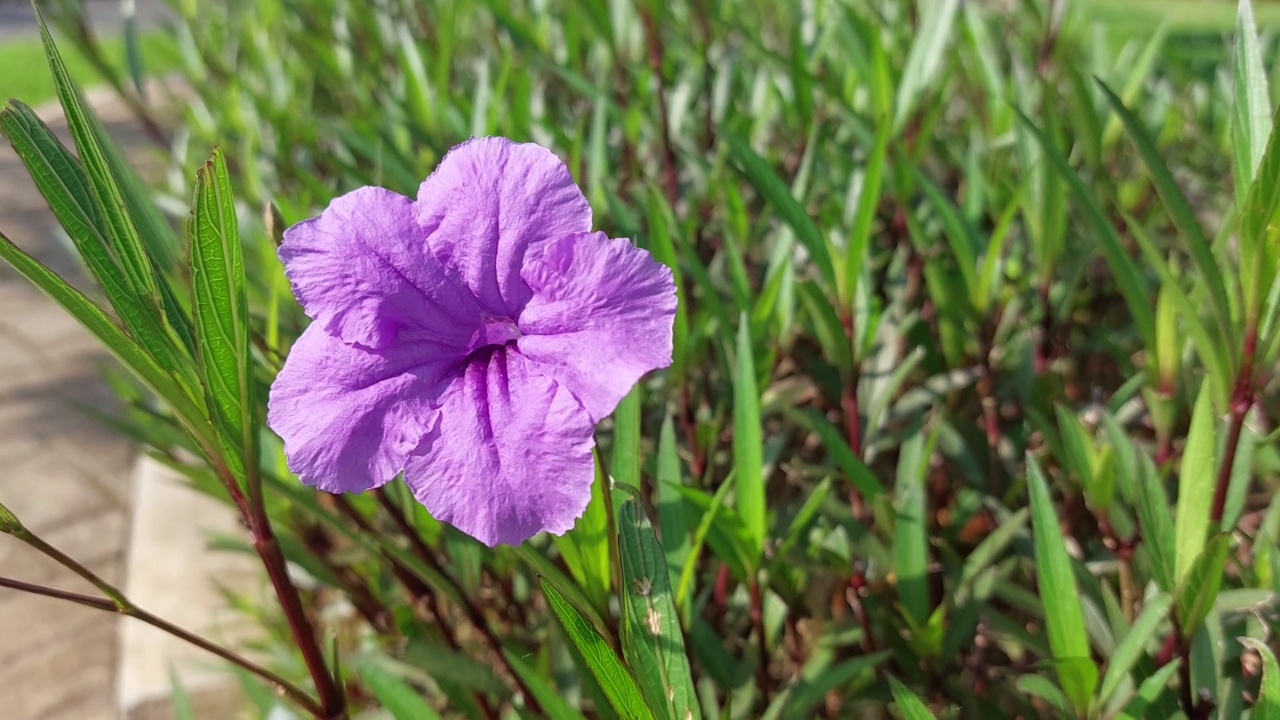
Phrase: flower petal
[
  {"left": 517, "top": 232, "right": 677, "bottom": 422},
  {"left": 417, "top": 137, "right": 592, "bottom": 317},
  {"left": 267, "top": 325, "right": 460, "bottom": 494},
  {"left": 280, "top": 186, "right": 483, "bottom": 349},
  {"left": 405, "top": 348, "right": 595, "bottom": 547}
]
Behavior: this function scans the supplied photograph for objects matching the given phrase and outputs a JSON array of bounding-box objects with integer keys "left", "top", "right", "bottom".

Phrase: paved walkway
[{"left": 0, "top": 92, "right": 147, "bottom": 719}]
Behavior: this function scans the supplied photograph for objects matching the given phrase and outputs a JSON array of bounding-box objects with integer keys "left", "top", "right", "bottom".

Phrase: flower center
[{"left": 472, "top": 315, "right": 522, "bottom": 349}]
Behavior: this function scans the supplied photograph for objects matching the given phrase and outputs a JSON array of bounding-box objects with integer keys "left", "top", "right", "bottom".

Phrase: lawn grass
[{"left": 0, "top": 29, "right": 179, "bottom": 107}]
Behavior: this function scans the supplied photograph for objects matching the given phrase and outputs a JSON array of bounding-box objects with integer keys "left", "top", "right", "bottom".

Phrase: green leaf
[
  {"left": 189, "top": 148, "right": 255, "bottom": 473},
  {"left": 894, "top": 429, "right": 931, "bottom": 629},
  {"left": 893, "top": 0, "right": 961, "bottom": 135},
  {"left": 555, "top": 454, "right": 613, "bottom": 614},
  {"left": 1239, "top": 637, "right": 1280, "bottom": 720},
  {"left": 1027, "top": 456, "right": 1098, "bottom": 713},
  {"left": 168, "top": 670, "right": 196, "bottom": 720},
  {"left": 843, "top": 115, "right": 891, "bottom": 302},
  {"left": 733, "top": 312, "right": 766, "bottom": 561},
  {"left": 675, "top": 478, "right": 734, "bottom": 613},
  {"left": 1174, "top": 533, "right": 1230, "bottom": 636},
  {"left": 1097, "top": 593, "right": 1173, "bottom": 703},
  {"left": 36, "top": 14, "right": 193, "bottom": 363},
  {"left": 1115, "top": 661, "right": 1180, "bottom": 720},
  {"left": 503, "top": 650, "right": 589, "bottom": 720},
  {"left": 618, "top": 501, "right": 701, "bottom": 720},
  {"left": 785, "top": 407, "right": 885, "bottom": 500},
  {"left": 357, "top": 660, "right": 444, "bottom": 720},
  {"left": 913, "top": 168, "right": 980, "bottom": 298},
  {"left": 1174, "top": 382, "right": 1217, "bottom": 585},
  {"left": 780, "top": 651, "right": 891, "bottom": 720},
  {"left": 1127, "top": 217, "right": 1231, "bottom": 407},
  {"left": 0, "top": 232, "right": 207, "bottom": 443},
  {"left": 1014, "top": 108, "right": 1156, "bottom": 351},
  {"left": 656, "top": 415, "right": 690, "bottom": 587},
  {"left": 1095, "top": 80, "right": 1232, "bottom": 350},
  {"left": 1233, "top": 0, "right": 1273, "bottom": 197},
  {"left": 1015, "top": 674, "right": 1073, "bottom": 719},
  {"left": 613, "top": 385, "right": 642, "bottom": 489},
  {"left": 722, "top": 128, "right": 836, "bottom": 288},
  {"left": 0, "top": 101, "right": 194, "bottom": 385},
  {"left": 539, "top": 576, "right": 651, "bottom": 720},
  {"left": 888, "top": 677, "right": 935, "bottom": 720}
]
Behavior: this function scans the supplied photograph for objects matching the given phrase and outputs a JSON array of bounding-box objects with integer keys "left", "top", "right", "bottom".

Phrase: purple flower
[{"left": 267, "top": 137, "right": 677, "bottom": 547}]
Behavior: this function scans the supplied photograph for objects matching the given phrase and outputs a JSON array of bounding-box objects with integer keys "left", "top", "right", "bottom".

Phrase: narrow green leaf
[
  {"left": 1127, "top": 217, "right": 1231, "bottom": 406},
  {"left": 1014, "top": 109, "right": 1156, "bottom": 350},
  {"left": 619, "top": 501, "right": 700, "bottom": 720},
  {"left": 734, "top": 312, "right": 766, "bottom": 560},
  {"left": 656, "top": 415, "right": 690, "bottom": 585},
  {"left": 1027, "top": 456, "right": 1098, "bottom": 713},
  {"left": 0, "top": 233, "right": 206, "bottom": 439},
  {"left": 554, "top": 453, "right": 612, "bottom": 614},
  {"left": 722, "top": 128, "right": 836, "bottom": 288},
  {"left": 1234, "top": 0, "right": 1273, "bottom": 195},
  {"left": 1097, "top": 593, "right": 1173, "bottom": 703},
  {"left": 168, "top": 670, "right": 196, "bottom": 720},
  {"left": 888, "top": 677, "right": 935, "bottom": 720},
  {"left": 37, "top": 13, "right": 189, "bottom": 340},
  {"left": 780, "top": 651, "right": 891, "bottom": 720},
  {"left": 1239, "top": 637, "right": 1280, "bottom": 720},
  {"left": 1174, "top": 382, "right": 1217, "bottom": 585},
  {"left": 0, "top": 101, "right": 194, "bottom": 383},
  {"left": 612, "top": 383, "right": 642, "bottom": 491},
  {"left": 503, "top": 650, "right": 589, "bottom": 720},
  {"left": 844, "top": 116, "right": 891, "bottom": 302},
  {"left": 913, "top": 168, "right": 980, "bottom": 297},
  {"left": 357, "top": 661, "right": 444, "bottom": 720},
  {"left": 190, "top": 148, "right": 254, "bottom": 469},
  {"left": 539, "top": 576, "right": 650, "bottom": 720},
  {"left": 1016, "top": 674, "right": 1073, "bottom": 719},
  {"left": 1095, "top": 80, "right": 1232, "bottom": 351},
  {"left": 894, "top": 0, "right": 962, "bottom": 135},
  {"left": 785, "top": 407, "right": 885, "bottom": 499},
  {"left": 675, "top": 477, "right": 734, "bottom": 612},
  {"left": 1174, "top": 534, "right": 1230, "bottom": 636},
  {"left": 895, "top": 430, "right": 930, "bottom": 628},
  {"left": 1114, "top": 661, "right": 1180, "bottom": 720}
]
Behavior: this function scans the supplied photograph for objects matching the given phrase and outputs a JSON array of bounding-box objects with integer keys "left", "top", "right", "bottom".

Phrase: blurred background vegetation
[{"left": 7, "top": 0, "right": 1280, "bottom": 717}]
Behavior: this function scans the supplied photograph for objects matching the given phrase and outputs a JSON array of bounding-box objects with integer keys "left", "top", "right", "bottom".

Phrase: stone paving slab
[{"left": 0, "top": 90, "right": 147, "bottom": 719}]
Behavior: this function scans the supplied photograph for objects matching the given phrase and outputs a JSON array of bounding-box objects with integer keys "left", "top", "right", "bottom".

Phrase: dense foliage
[{"left": 4, "top": 0, "right": 1280, "bottom": 718}]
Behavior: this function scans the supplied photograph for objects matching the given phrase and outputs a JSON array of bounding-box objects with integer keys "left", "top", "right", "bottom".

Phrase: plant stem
[
  {"left": 1210, "top": 327, "right": 1257, "bottom": 528},
  {"left": 638, "top": 4, "right": 680, "bottom": 209},
  {"left": 328, "top": 497, "right": 497, "bottom": 720},
  {"left": 0, "top": 574, "right": 325, "bottom": 716},
  {"left": 373, "top": 489, "right": 545, "bottom": 716},
  {"left": 749, "top": 579, "right": 772, "bottom": 704}
]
